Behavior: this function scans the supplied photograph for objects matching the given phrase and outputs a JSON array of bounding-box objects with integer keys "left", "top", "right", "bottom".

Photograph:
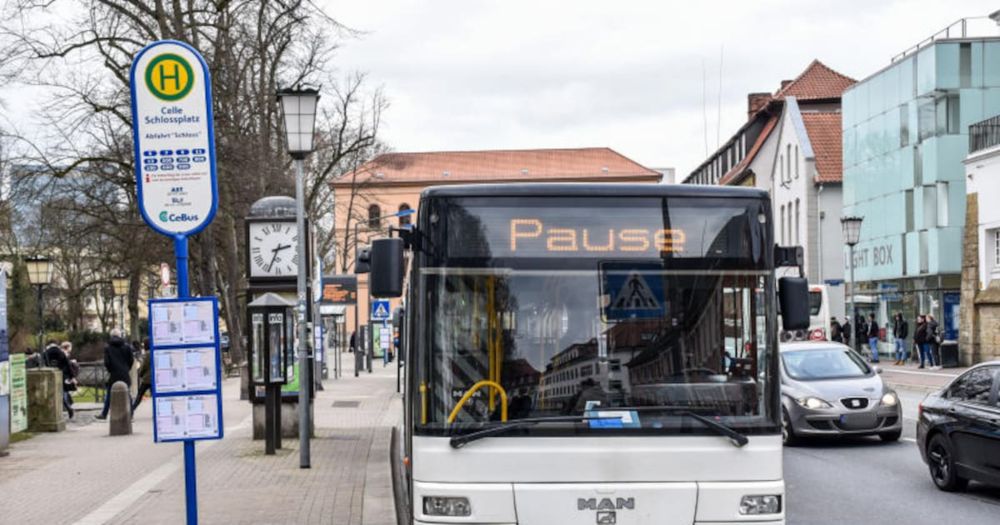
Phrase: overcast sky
[{"left": 323, "top": 0, "right": 1000, "bottom": 176}]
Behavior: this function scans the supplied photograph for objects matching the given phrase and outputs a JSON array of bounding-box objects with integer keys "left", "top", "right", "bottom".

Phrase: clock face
[{"left": 249, "top": 221, "right": 299, "bottom": 278}]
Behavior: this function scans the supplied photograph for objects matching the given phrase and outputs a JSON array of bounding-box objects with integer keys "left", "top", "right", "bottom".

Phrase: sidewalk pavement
[
  {"left": 877, "top": 361, "right": 967, "bottom": 393},
  {"left": 0, "top": 353, "right": 401, "bottom": 525}
]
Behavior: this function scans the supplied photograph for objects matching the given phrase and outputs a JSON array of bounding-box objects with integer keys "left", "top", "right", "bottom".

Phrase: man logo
[
  {"left": 578, "top": 497, "right": 634, "bottom": 524},
  {"left": 145, "top": 53, "right": 195, "bottom": 101}
]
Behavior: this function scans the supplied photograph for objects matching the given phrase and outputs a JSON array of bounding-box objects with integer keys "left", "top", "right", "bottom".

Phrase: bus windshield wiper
[
  {"left": 676, "top": 410, "right": 748, "bottom": 448},
  {"left": 449, "top": 415, "right": 615, "bottom": 449},
  {"left": 604, "top": 406, "right": 749, "bottom": 448}
]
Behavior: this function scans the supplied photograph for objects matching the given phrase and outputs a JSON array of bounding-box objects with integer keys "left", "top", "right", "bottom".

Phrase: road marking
[{"left": 73, "top": 415, "right": 252, "bottom": 525}]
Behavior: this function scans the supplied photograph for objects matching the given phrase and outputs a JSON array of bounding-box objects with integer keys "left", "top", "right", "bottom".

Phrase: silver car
[{"left": 780, "top": 341, "right": 903, "bottom": 445}]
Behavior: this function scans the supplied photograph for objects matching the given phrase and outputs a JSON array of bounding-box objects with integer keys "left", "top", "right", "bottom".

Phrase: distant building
[
  {"left": 684, "top": 60, "right": 855, "bottom": 320},
  {"left": 841, "top": 15, "right": 1000, "bottom": 359},
  {"left": 330, "top": 147, "right": 663, "bottom": 330},
  {"left": 959, "top": 114, "right": 1000, "bottom": 364}
]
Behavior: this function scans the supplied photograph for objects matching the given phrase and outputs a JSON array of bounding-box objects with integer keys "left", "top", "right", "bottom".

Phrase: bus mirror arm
[{"left": 774, "top": 245, "right": 805, "bottom": 277}]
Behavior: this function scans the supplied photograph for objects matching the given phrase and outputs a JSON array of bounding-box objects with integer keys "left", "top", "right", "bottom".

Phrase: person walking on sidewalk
[
  {"left": 96, "top": 329, "right": 134, "bottom": 420},
  {"left": 892, "top": 313, "right": 909, "bottom": 365},
  {"left": 867, "top": 313, "right": 880, "bottom": 363},
  {"left": 842, "top": 317, "right": 852, "bottom": 348},
  {"left": 830, "top": 317, "right": 844, "bottom": 343},
  {"left": 131, "top": 339, "right": 152, "bottom": 415}
]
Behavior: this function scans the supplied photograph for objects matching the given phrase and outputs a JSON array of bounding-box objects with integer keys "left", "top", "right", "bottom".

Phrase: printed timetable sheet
[{"left": 150, "top": 300, "right": 216, "bottom": 346}]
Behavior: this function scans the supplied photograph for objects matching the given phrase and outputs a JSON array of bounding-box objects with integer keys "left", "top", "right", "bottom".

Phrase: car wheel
[
  {"left": 782, "top": 408, "right": 799, "bottom": 446},
  {"left": 927, "top": 434, "right": 968, "bottom": 492},
  {"left": 879, "top": 429, "right": 902, "bottom": 442}
]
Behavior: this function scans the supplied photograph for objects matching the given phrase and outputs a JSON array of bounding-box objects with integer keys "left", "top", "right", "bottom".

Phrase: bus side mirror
[
  {"left": 778, "top": 277, "right": 809, "bottom": 331},
  {"left": 370, "top": 237, "right": 404, "bottom": 298}
]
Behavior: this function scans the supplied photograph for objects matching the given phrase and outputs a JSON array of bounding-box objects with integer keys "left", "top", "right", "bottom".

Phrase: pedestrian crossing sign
[
  {"left": 600, "top": 262, "right": 666, "bottom": 320},
  {"left": 371, "top": 300, "right": 391, "bottom": 321}
]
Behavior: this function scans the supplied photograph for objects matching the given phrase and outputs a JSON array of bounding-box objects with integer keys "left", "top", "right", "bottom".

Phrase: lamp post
[
  {"left": 277, "top": 85, "right": 320, "bottom": 470},
  {"left": 24, "top": 256, "right": 54, "bottom": 354},
  {"left": 841, "top": 216, "right": 864, "bottom": 351},
  {"left": 112, "top": 275, "right": 129, "bottom": 336}
]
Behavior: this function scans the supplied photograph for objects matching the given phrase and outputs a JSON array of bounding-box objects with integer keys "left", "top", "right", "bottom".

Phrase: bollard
[{"left": 108, "top": 381, "right": 132, "bottom": 436}]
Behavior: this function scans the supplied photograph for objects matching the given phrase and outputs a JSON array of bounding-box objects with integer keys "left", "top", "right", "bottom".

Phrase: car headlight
[
  {"left": 740, "top": 495, "right": 782, "bottom": 515},
  {"left": 881, "top": 392, "right": 898, "bottom": 407},
  {"left": 795, "top": 397, "right": 832, "bottom": 409},
  {"left": 423, "top": 496, "right": 471, "bottom": 517}
]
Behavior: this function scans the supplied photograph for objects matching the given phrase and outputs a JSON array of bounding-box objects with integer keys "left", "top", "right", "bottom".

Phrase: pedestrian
[
  {"left": 842, "top": 317, "right": 852, "bottom": 347},
  {"left": 349, "top": 331, "right": 356, "bottom": 353},
  {"left": 43, "top": 340, "right": 76, "bottom": 419},
  {"left": 892, "top": 312, "right": 909, "bottom": 365},
  {"left": 867, "top": 313, "right": 880, "bottom": 363},
  {"left": 855, "top": 315, "right": 867, "bottom": 352},
  {"left": 131, "top": 339, "right": 151, "bottom": 415},
  {"left": 95, "top": 329, "right": 135, "bottom": 420},
  {"left": 830, "top": 317, "right": 843, "bottom": 343},
  {"left": 927, "top": 314, "right": 941, "bottom": 369},
  {"left": 914, "top": 314, "right": 931, "bottom": 369}
]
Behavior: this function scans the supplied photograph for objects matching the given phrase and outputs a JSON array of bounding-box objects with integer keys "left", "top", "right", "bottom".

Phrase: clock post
[{"left": 244, "top": 196, "right": 313, "bottom": 447}]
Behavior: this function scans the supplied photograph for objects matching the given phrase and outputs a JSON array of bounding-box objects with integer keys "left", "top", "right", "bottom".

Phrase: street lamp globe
[
  {"left": 112, "top": 275, "right": 129, "bottom": 297},
  {"left": 840, "top": 216, "right": 864, "bottom": 247},
  {"left": 24, "top": 255, "right": 53, "bottom": 286},
  {"left": 276, "top": 86, "right": 320, "bottom": 159}
]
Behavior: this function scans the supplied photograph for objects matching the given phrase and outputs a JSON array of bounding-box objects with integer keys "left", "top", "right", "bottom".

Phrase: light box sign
[{"left": 130, "top": 40, "right": 218, "bottom": 237}]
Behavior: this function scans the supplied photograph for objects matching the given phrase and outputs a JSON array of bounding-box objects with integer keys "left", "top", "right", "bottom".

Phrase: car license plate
[{"left": 839, "top": 413, "right": 877, "bottom": 429}]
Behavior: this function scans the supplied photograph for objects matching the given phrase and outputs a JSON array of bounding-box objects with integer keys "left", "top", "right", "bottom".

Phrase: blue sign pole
[{"left": 175, "top": 235, "right": 198, "bottom": 525}]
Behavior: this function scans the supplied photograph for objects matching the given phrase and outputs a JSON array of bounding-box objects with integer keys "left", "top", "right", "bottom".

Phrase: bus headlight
[
  {"left": 740, "top": 495, "right": 782, "bottom": 515},
  {"left": 423, "top": 496, "right": 471, "bottom": 517},
  {"left": 795, "top": 397, "right": 832, "bottom": 409},
  {"left": 881, "top": 392, "right": 898, "bottom": 407}
]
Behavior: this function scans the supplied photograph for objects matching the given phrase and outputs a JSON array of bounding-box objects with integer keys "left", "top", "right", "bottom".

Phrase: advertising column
[{"left": 1, "top": 272, "right": 10, "bottom": 456}]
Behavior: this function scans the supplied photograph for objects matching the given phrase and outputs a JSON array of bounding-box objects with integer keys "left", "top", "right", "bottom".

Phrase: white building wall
[{"left": 964, "top": 144, "right": 1000, "bottom": 289}]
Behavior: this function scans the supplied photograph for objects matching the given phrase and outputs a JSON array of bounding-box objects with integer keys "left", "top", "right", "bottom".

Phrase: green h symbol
[{"left": 158, "top": 62, "right": 181, "bottom": 91}]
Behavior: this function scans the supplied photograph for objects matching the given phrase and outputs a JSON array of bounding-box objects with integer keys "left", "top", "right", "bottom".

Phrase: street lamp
[
  {"left": 112, "top": 275, "right": 129, "bottom": 335},
  {"left": 277, "top": 85, "right": 320, "bottom": 470},
  {"left": 841, "top": 216, "right": 864, "bottom": 351},
  {"left": 24, "top": 256, "right": 53, "bottom": 354}
]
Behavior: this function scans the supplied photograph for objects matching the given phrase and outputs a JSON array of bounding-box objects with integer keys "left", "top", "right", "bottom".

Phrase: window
[
  {"left": 960, "top": 43, "right": 971, "bottom": 89},
  {"left": 900, "top": 104, "right": 909, "bottom": 147},
  {"left": 779, "top": 154, "right": 784, "bottom": 182},
  {"left": 989, "top": 228, "right": 1000, "bottom": 280},
  {"left": 948, "top": 367, "right": 996, "bottom": 404},
  {"left": 914, "top": 144, "right": 923, "bottom": 186},
  {"left": 995, "top": 229, "right": 1000, "bottom": 268},
  {"left": 367, "top": 204, "right": 381, "bottom": 227},
  {"left": 794, "top": 199, "right": 800, "bottom": 244},
  {"left": 786, "top": 144, "right": 792, "bottom": 182},
  {"left": 923, "top": 185, "right": 937, "bottom": 229},
  {"left": 905, "top": 189, "right": 914, "bottom": 232},
  {"left": 780, "top": 205, "right": 786, "bottom": 244},
  {"left": 398, "top": 203, "right": 412, "bottom": 226},
  {"left": 794, "top": 146, "right": 799, "bottom": 179},
  {"left": 936, "top": 182, "right": 949, "bottom": 227},
  {"left": 918, "top": 99, "right": 935, "bottom": 141}
]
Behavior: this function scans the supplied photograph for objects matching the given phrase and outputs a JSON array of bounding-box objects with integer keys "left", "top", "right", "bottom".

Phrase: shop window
[
  {"left": 398, "top": 203, "right": 412, "bottom": 226},
  {"left": 367, "top": 204, "right": 381, "bottom": 227}
]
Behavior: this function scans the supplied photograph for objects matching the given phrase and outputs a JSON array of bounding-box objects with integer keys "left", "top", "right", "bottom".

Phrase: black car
[{"left": 917, "top": 361, "right": 1000, "bottom": 491}]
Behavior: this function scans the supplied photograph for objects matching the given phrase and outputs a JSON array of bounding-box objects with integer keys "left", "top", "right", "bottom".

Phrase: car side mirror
[
  {"left": 370, "top": 237, "right": 404, "bottom": 298},
  {"left": 778, "top": 277, "right": 809, "bottom": 331},
  {"left": 874, "top": 366, "right": 883, "bottom": 375}
]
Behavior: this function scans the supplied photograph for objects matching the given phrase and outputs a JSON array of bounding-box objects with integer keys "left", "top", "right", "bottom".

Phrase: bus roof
[{"left": 419, "top": 183, "right": 769, "bottom": 200}]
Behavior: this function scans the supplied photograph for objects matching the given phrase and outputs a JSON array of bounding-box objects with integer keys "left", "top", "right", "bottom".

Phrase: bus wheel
[{"left": 782, "top": 408, "right": 799, "bottom": 446}]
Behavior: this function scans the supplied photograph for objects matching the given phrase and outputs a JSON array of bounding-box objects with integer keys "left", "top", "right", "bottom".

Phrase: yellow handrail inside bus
[
  {"left": 419, "top": 381, "right": 428, "bottom": 425},
  {"left": 447, "top": 380, "right": 508, "bottom": 424}
]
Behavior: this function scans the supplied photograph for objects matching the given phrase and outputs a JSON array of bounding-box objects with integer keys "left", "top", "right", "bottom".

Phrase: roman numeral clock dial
[{"left": 248, "top": 222, "right": 299, "bottom": 278}]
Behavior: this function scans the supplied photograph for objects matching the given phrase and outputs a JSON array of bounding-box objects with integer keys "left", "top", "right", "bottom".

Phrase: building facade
[
  {"left": 685, "top": 60, "right": 855, "bottom": 320},
  {"left": 329, "top": 148, "right": 664, "bottom": 332},
  {"left": 841, "top": 19, "right": 1000, "bottom": 349},
  {"left": 959, "top": 115, "right": 1000, "bottom": 364}
]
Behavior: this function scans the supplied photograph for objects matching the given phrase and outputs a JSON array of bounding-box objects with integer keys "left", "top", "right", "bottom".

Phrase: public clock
[{"left": 248, "top": 221, "right": 299, "bottom": 278}]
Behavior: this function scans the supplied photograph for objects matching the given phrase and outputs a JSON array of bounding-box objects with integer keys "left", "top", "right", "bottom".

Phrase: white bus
[
  {"left": 370, "top": 184, "right": 809, "bottom": 525},
  {"left": 779, "top": 284, "right": 830, "bottom": 342}
]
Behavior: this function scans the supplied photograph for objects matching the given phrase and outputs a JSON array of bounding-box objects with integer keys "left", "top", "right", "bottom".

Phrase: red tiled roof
[
  {"left": 801, "top": 112, "right": 843, "bottom": 183},
  {"left": 718, "top": 114, "right": 780, "bottom": 186},
  {"left": 334, "top": 147, "right": 661, "bottom": 186},
  {"left": 774, "top": 60, "right": 856, "bottom": 101}
]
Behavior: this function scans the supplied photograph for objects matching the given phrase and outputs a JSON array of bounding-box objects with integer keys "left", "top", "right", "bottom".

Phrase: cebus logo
[{"left": 160, "top": 211, "right": 200, "bottom": 223}]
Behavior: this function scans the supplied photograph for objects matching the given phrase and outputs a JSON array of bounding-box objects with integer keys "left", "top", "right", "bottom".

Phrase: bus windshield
[{"left": 413, "top": 195, "right": 779, "bottom": 436}]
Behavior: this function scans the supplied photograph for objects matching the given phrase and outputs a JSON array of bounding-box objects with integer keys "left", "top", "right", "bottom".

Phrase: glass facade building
[{"left": 842, "top": 37, "right": 1000, "bottom": 342}]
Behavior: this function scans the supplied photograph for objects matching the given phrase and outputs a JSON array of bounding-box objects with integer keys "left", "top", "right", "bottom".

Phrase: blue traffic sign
[{"left": 371, "top": 300, "right": 391, "bottom": 321}]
